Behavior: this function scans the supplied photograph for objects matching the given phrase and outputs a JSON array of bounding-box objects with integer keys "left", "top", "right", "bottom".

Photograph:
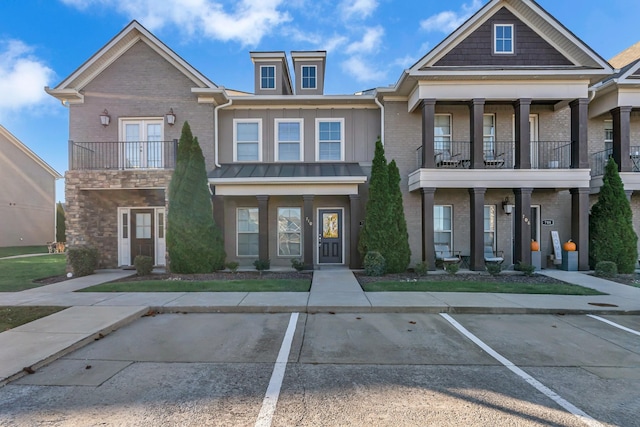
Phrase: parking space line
[
  {"left": 440, "top": 313, "right": 603, "bottom": 427},
  {"left": 587, "top": 314, "right": 640, "bottom": 337},
  {"left": 255, "top": 312, "right": 299, "bottom": 427}
]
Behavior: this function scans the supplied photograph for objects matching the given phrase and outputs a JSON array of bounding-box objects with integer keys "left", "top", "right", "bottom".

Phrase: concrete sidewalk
[{"left": 1, "top": 267, "right": 639, "bottom": 385}]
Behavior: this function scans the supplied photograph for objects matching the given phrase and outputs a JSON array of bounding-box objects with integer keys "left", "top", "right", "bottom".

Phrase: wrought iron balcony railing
[
  {"left": 69, "top": 140, "right": 178, "bottom": 171},
  {"left": 590, "top": 146, "right": 640, "bottom": 176}
]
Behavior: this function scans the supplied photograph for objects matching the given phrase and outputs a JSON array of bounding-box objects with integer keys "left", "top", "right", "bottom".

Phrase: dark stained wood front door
[
  {"left": 318, "top": 209, "right": 342, "bottom": 264},
  {"left": 131, "top": 209, "right": 154, "bottom": 265}
]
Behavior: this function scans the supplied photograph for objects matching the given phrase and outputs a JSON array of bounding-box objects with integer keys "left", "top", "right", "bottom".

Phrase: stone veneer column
[
  {"left": 570, "top": 98, "right": 590, "bottom": 169},
  {"left": 514, "top": 188, "right": 533, "bottom": 266},
  {"left": 303, "top": 195, "right": 314, "bottom": 268},
  {"left": 349, "top": 194, "right": 362, "bottom": 269},
  {"left": 570, "top": 188, "right": 590, "bottom": 270},
  {"left": 611, "top": 106, "right": 633, "bottom": 172},
  {"left": 469, "top": 187, "right": 486, "bottom": 271},
  {"left": 421, "top": 187, "right": 436, "bottom": 270},
  {"left": 256, "top": 195, "right": 269, "bottom": 261},
  {"left": 469, "top": 99, "right": 485, "bottom": 169},
  {"left": 421, "top": 99, "right": 436, "bottom": 168},
  {"left": 514, "top": 99, "right": 532, "bottom": 169}
]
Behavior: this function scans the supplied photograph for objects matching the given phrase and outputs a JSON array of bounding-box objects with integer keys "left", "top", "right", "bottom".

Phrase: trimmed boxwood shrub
[
  {"left": 364, "top": 251, "right": 386, "bottom": 277},
  {"left": 254, "top": 258, "right": 270, "bottom": 273},
  {"left": 67, "top": 246, "right": 99, "bottom": 277},
  {"left": 486, "top": 262, "right": 502, "bottom": 276},
  {"left": 444, "top": 262, "right": 459, "bottom": 275},
  {"left": 594, "top": 261, "right": 617, "bottom": 278},
  {"left": 517, "top": 262, "right": 536, "bottom": 277},
  {"left": 134, "top": 255, "right": 153, "bottom": 276}
]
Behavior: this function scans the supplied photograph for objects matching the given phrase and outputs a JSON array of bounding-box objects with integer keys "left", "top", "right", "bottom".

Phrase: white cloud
[
  {"left": 341, "top": 56, "right": 386, "bottom": 84},
  {"left": 345, "top": 26, "right": 384, "bottom": 54},
  {"left": 392, "top": 54, "right": 417, "bottom": 70},
  {"left": 341, "top": 0, "right": 378, "bottom": 20},
  {"left": 420, "top": 0, "right": 482, "bottom": 33},
  {"left": 0, "top": 40, "right": 55, "bottom": 113}
]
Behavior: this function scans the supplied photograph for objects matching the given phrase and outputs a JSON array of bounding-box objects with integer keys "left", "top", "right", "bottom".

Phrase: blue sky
[{"left": 2, "top": 0, "right": 639, "bottom": 202}]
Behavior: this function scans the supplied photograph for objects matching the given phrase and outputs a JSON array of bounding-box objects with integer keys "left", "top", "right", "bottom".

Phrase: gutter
[{"left": 214, "top": 98, "right": 233, "bottom": 168}]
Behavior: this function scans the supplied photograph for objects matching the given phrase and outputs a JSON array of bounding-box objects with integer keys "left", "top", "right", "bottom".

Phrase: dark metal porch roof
[{"left": 208, "top": 163, "right": 367, "bottom": 180}]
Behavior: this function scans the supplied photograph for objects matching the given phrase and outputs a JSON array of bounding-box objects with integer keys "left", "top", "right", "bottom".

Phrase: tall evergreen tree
[
  {"left": 55, "top": 202, "right": 66, "bottom": 243},
  {"left": 589, "top": 158, "right": 638, "bottom": 273},
  {"left": 385, "top": 160, "right": 411, "bottom": 273},
  {"left": 358, "top": 138, "right": 391, "bottom": 259},
  {"left": 167, "top": 121, "right": 225, "bottom": 273}
]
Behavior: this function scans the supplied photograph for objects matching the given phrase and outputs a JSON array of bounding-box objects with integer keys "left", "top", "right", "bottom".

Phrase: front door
[
  {"left": 318, "top": 209, "right": 342, "bottom": 264},
  {"left": 131, "top": 209, "right": 155, "bottom": 264}
]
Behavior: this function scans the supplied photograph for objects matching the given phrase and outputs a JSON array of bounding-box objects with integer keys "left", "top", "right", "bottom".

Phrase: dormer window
[
  {"left": 260, "top": 65, "right": 275, "bottom": 90},
  {"left": 301, "top": 65, "right": 317, "bottom": 89},
  {"left": 494, "top": 24, "right": 514, "bottom": 54}
]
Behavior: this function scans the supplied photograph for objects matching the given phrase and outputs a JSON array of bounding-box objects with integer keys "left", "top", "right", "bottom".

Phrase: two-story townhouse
[
  {"left": 47, "top": 21, "right": 379, "bottom": 269},
  {"left": 378, "top": 0, "right": 613, "bottom": 271}
]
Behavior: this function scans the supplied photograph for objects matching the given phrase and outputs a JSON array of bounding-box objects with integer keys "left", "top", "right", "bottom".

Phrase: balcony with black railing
[
  {"left": 69, "top": 140, "right": 178, "bottom": 171},
  {"left": 589, "top": 146, "right": 640, "bottom": 176}
]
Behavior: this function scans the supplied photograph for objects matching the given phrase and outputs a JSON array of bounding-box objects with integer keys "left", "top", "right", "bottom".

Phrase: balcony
[
  {"left": 590, "top": 146, "right": 640, "bottom": 194},
  {"left": 69, "top": 140, "right": 178, "bottom": 171}
]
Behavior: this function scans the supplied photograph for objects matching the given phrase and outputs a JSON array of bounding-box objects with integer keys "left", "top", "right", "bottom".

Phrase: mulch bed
[
  {"left": 110, "top": 271, "right": 313, "bottom": 283},
  {"left": 33, "top": 275, "right": 69, "bottom": 285},
  {"left": 355, "top": 272, "right": 569, "bottom": 285}
]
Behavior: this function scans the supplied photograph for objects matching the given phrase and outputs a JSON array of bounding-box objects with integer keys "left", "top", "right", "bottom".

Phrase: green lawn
[
  {"left": 361, "top": 280, "right": 606, "bottom": 295},
  {"left": 0, "top": 245, "right": 49, "bottom": 258},
  {"left": 0, "top": 306, "right": 67, "bottom": 331},
  {"left": 0, "top": 254, "right": 66, "bottom": 292},
  {"left": 79, "top": 278, "right": 312, "bottom": 292}
]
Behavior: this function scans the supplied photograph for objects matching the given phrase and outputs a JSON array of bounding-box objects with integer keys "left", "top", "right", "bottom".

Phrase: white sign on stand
[{"left": 551, "top": 230, "right": 562, "bottom": 261}]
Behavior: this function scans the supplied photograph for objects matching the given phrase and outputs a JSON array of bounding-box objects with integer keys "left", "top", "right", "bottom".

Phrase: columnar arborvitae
[
  {"left": 55, "top": 202, "right": 66, "bottom": 243},
  {"left": 358, "top": 138, "right": 391, "bottom": 260},
  {"left": 167, "top": 121, "right": 225, "bottom": 273},
  {"left": 385, "top": 159, "right": 411, "bottom": 273},
  {"left": 589, "top": 158, "right": 638, "bottom": 273}
]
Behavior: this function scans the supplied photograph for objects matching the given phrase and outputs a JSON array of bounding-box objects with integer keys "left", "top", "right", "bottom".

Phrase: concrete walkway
[{"left": 1, "top": 267, "right": 639, "bottom": 385}]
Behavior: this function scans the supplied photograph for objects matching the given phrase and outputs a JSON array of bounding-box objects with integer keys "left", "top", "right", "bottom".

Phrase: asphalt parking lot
[{"left": 0, "top": 312, "right": 638, "bottom": 426}]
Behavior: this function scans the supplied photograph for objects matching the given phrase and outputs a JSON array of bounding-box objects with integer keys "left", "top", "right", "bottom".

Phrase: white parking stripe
[
  {"left": 440, "top": 313, "right": 603, "bottom": 427},
  {"left": 255, "top": 312, "right": 299, "bottom": 427},
  {"left": 587, "top": 314, "right": 640, "bottom": 337}
]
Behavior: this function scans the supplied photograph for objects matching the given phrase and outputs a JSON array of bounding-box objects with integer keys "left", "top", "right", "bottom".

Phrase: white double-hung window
[
  {"left": 316, "top": 118, "right": 344, "bottom": 161},
  {"left": 434, "top": 205, "right": 453, "bottom": 248},
  {"left": 275, "top": 119, "right": 303, "bottom": 161},
  {"left": 260, "top": 65, "right": 275, "bottom": 90},
  {"left": 237, "top": 208, "right": 259, "bottom": 256},
  {"left": 494, "top": 24, "right": 514, "bottom": 54},
  {"left": 234, "top": 119, "right": 262, "bottom": 162}
]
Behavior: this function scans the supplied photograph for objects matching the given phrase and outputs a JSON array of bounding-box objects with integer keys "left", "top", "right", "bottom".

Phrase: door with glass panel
[
  {"left": 121, "top": 120, "right": 163, "bottom": 169},
  {"left": 131, "top": 209, "right": 155, "bottom": 265},
  {"left": 318, "top": 209, "right": 342, "bottom": 264}
]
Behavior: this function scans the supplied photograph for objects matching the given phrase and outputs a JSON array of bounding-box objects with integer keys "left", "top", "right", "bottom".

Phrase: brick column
[
  {"left": 612, "top": 106, "right": 633, "bottom": 172},
  {"left": 421, "top": 187, "right": 436, "bottom": 270},
  {"left": 421, "top": 99, "right": 436, "bottom": 168},
  {"left": 514, "top": 188, "right": 533, "bottom": 266},
  {"left": 570, "top": 98, "right": 590, "bottom": 169},
  {"left": 514, "top": 99, "right": 532, "bottom": 169},
  {"left": 469, "top": 99, "right": 485, "bottom": 169},
  {"left": 469, "top": 187, "right": 486, "bottom": 270},
  {"left": 303, "top": 195, "right": 314, "bottom": 268},
  {"left": 256, "top": 195, "right": 269, "bottom": 261},
  {"left": 349, "top": 194, "right": 362, "bottom": 269},
  {"left": 570, "top": 188, "right": 590, "bottom": 270}
]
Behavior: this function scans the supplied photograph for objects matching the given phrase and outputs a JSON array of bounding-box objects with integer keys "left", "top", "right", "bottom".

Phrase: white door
[
  {"left": 120, "top": 119, "right": 164, "bottom": 169},
  {"left": 118, "top": 207, "right": 166, "bottom": 266}
]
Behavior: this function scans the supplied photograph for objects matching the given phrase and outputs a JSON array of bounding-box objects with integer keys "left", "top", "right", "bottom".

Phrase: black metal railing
[
  {"left": 590, "top": 145, "right": 640, "bottom": 176},
  {"left": 69, "top": 140, "right": 178, "bottom": 170},
  {"left": 415, "top": 141, "right": 571, "bottom": 170}
]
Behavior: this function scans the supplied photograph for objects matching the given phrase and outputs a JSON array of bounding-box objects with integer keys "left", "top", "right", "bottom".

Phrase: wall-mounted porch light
[
  {"left": 166, "top": 108, "right": 176, "bottom": 126},
  {"left": 99, "top": 109, "right": 110, "bottom": 127},
  {"left": 502, "top": 197, "right": 513, "bottom": 215}
]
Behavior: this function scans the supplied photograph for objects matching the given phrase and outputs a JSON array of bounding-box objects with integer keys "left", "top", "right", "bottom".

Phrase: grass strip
[
  {"left": 79, "top": 279, "right": 311, "bottom": 292},
  {"left": 0, "top": 255, "right": 66, "bottom": 292},
  {"left": 361, "top": 280, "right": 606, "bottom": 295},
  {"left": 0, "top": 306, "right": 67, "bottom": 331},
  {"left": 0, "top": 246, "right": 49, "bottom": 258}
]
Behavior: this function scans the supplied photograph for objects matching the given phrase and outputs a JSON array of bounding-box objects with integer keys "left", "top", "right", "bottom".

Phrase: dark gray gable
[{"left": 433, "top": 7, "right": 572, "bottom": 67}]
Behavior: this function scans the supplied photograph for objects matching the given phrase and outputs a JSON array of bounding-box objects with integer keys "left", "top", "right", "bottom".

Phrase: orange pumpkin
[
  {"left": 531, "top": 240, "right": 540, "bottom": 251},
  {"left": 563, "top": 239, "right": 576, "bottom": 251}
]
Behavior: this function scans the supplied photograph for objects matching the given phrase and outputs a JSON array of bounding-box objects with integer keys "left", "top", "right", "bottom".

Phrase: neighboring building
[
  {"left": 0, "top": 125, "right": 62, "bottom": 247},
  {"left": 46, "top": 0, "right": 640, "bottom": 271}
]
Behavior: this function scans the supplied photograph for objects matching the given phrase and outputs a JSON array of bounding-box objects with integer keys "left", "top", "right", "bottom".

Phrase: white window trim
[
  {"left": 301, "top": 65, "right": 317, "bottom": 90},
  {"left": 236, "top": 207, "right": 259, "bottom": 257},
  {"left": 274, "top": 118, "right": 304, "bottom": 162},
  {"left": 233, "top": 119, "right": 263, "bottom": 162},
  {"left": 493, "top": 23, "right": 514, "bottom": 55},
  {"left": 277, "top": 207, "right": 302, "bottom": 257},
  {"left": 434, "top": 204, "right": 453, "bottom": 248},
  {"left": 434, "top": 113, "right": 452, "bottom": 151},
  {"left": 260, "top": 65, "right": 276, "bottom": 90},
  {"left": 484, "top": 204, "right": 497, "bottom": 250},
  {"left": 315, "top": 118, "right": 345, "bottom": 161},
  {"left": 119, "top": 118, "right": 164, "bottom": 169}
]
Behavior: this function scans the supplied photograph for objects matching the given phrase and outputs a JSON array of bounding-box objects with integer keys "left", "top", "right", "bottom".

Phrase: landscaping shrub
[
  {"left": 385, "top": 160, "right": 411, "bottom": 273},
  {"left": 364, "top": 251, "right": 386, "bottom": 277},
  {"left": 594, "top": 261, "right": 617, "bottom": 278},
  {"left": 486, "top": 262, "right": 502, "bottom": 276},
  {"left": 254, "top": 258, "right": 270, "bottom": 274},
  {"left": 517, "top": 262, "right": 536, "bottom": 277},
  {"left": 291, "top": 258, "right": 305, "bottom": 271},
  {"left": 134, "top": 255, "right": 153, "bottom": 276},
  {"left": 444, "top": 262, "right": 459, "bottom": 275},
  {"left": 225, "top": 261, "right": 239, "bottom": 273},
  {"left": 414, "top": 261, "right": 428, "bottom": 277},
  {"left": 67, "top": 246, "right": 99, "bottom": 277}
]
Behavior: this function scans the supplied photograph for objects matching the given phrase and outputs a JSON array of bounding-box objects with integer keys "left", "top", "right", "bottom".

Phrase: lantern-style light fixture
[
  {"left": 502, "top": 197, "right": 513, "bottom": 215},
  {"left": 99, "top": 109, "right": 110, "bottom": 127},
  {"left": 166, "top": 108, "right": 176, "bottom": 126}
]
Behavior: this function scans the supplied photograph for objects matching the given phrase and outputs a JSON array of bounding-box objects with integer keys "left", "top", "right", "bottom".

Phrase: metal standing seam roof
[{"left": 208, "top": 163, "right": 367, "bottom": 180}]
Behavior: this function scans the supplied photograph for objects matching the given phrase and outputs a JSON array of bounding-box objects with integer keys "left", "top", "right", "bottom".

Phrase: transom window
[
  {"left": 278, "top": 207, "right": 302, "bottom": 256},
  {"left": 434, "top": 205, "right": 452, "bottom": 248},
  {"left": 260, "top": 65, "right": 275, "bottom": 90},
  {"left": 494, "top": 24, "right": 514, "bottom": 54},
  {"left": 434, "top": 114, "right": 452, "bottom": 151},
  {"left": 301, "top": 65, "right": 317, "bottom": 89},
  {"left": 316, "top": 119, "right": 344, "bottom": 161},
  {"left": 234, "top": 119, "right": 262, "bottom": 162},
  {"left": 484, "top": 205, "right": 496, "bottom": 249},
  {"left": 237, "top": 208, "right": 259, "bottom": 256},
  {"left": 276, "top": 119, "right": 303, "bottom": 161}
]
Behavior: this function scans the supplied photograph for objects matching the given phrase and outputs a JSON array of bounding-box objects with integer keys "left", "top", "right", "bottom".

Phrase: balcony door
[
  {"left": 120, "top": 119, "right": 164, "bottom": 169},
  {"left": 511, "top": 114, "right": 539, "bottom": 168}
]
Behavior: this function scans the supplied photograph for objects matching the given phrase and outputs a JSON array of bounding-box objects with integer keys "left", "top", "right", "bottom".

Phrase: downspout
[
  {"left": 214, "top": 98, "right": 233, "bottom": 168},
  {"left": 374, "top": 96, "right": 384, "bottom": 145}
]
